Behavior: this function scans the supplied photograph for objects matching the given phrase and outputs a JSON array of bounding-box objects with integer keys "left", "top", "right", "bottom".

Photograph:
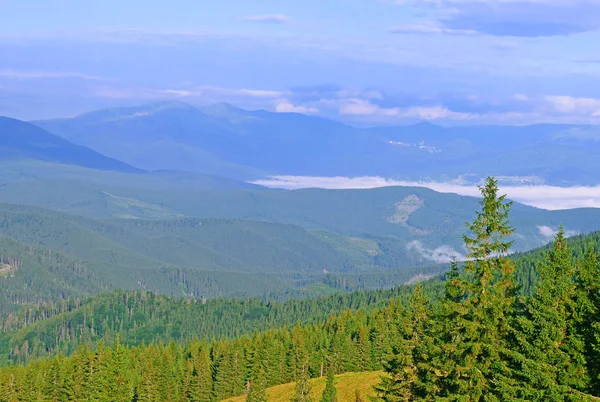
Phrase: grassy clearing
[{"left": 222, "top": 371, "right": 383, "bottom": 402}]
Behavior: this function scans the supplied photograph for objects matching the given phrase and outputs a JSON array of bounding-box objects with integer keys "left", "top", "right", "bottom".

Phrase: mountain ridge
[
  {"left": 32, "top": 101, "right": 600, "bottom": 185},
  {"left": 0, "top": 116, "right": 141, "bottom": 173}
]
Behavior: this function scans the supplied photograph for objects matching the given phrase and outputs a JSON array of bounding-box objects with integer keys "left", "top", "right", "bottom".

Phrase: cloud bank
[
  {"left": 251, "top": 176, "right": 600, "bottom": 210},
  {"left": 537, "top": 225, "right": 580, "bottom": 238},
  {"left": 407, "top": 240, "right": 465, "bottom": 264}
]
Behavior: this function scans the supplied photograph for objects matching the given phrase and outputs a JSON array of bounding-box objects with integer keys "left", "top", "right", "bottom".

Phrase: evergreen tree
[
  {"left": 246, "top": 368, "right": 268, "bottom": 402},
  {"left": 575, "top": 244, "right": 600, "bottom": 394},
  {"left": 374, "top": 285, "right": 435, "bottom": 401},
  {"left": 423, "top": 177, "right": 521, "bottom": 400},
  {"left": 290, "top": 365, "right": 313, "bottom": 402},
  {"left": 513, "top": 228, "right": 589, "bottom": 400},
  {"left": 187, "top": 343, "right": 213, "bottom": 402},
  {"left": 320, "top": 366, "right": 337, "bottom": 402}
]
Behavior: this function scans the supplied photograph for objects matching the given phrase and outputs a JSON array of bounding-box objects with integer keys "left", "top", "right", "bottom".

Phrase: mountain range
[
  {"left": 0, "top": 116, "right": 138, "bottom": 173},
  {"left": 32, "top": 101, "right": 600, "bottom": 185},
  {"left": 2, "top": 101, "right": 600, "bottom": 309}
]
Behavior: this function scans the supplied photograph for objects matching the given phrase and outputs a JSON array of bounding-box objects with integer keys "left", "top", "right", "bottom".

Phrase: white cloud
[
  {"left": 388, "top": 23, "right": 477, "bottom": 35},
  {"left": 0, "top": 69, "right": 103, "bottom": 80},
  {"left": 250, "top": 175, "right": 600, "bottom": 210},
  {"left": 275, "top": 100, "right": 319, "bottom": 114},
  {"left": 159, "top": 89, "right": 195, "bottom": 97},
  {"left": 340, "top": 99, "right": 400, "bottom": 116},
  {"left": 544, "top": 95, "right": 600, "bottom": 116},
  {"left": 537, "top": 225, "right": 580, "bottom": 238},
  {"left": 339, "top": 99, "right": 475, "bottom": 120},
  {"left": 407, "top": 240, "right": 465, "bottom": 263},
  {"left": 401, "top": 106, "right": 475, "bottom": 120},
  {"left": 242, "top": 14, "right": 291, "bottom": 24}
]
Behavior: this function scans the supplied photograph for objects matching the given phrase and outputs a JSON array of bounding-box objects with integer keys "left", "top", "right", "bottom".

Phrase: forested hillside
[
  {"left": 2, "top": 227, "right": 598, "bottom": 367},
  {"left": 0, "top": 203, "right": 450, "bottom": 313},
  {"left": 0, "top": 285, "right": 435, "bottom": 365},
  {"left": 2, "top": 168, "right": 600, "bottom": 252},
  {"left": 2, "top": 177, "right": 599, "bottom": 401}
]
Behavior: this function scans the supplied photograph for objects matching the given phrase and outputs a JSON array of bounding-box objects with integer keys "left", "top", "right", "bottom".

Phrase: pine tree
[
  {"left": 246, "top": 367, "right": 268, "bottom": 402},
  {"left": 290, "top": 365, "right": 313, "bottom": 402},
  {"left": 107, "top": 337, "right": 135, "bottom": 402},
  {"left": 575, "top": 244, "right": 600, "bottom": 394},
  {"left": 187, "top": 343, "right": 213, "bottom": 402},
  {"left": 424, "top": 176, "right": 521, "bottom": 400},
  {"left": 320, "top": 366, "right": 337, "bottom": 402},
  {"left": 513, "top": 228, "right": 589, "bottom": 400},
  {"left": 356, "top": 325, "right": 372, "bottom": 372},
  {"left": 374, "top": 285, "right": 435, "bottom": 401}
]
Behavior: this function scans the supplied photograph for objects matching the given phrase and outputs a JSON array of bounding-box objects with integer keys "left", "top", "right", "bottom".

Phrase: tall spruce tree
[
  {"left": 513, "top": 228, "right": 589, "bottom": 400},
  {"left": 188, "top": 344, "right": 213, "bottom": 402},
  {"left": 247, "top": 367, "right": 268, "bottom": 402},
  {"left": 374, "top": 284, "right": 435, "bottom": 401},
  {"left": 320, "top": 366, "right": 337, "bottom": 402},
  {"left": 575, "top": 244, "right": 600, "bottom": 395},
  {"left": 423, "top": 176, "right": 521, "bottom": 400},
  {"left": 291, "top": 365, "right": 313, "bottom": 402}
]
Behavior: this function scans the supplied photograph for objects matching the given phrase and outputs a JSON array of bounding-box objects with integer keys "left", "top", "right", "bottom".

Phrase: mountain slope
[
  {"left": 32, "top": 102, "right": 267, "bottom": 179},
  {"left": 0, "top": 202, "right": 437, "bottom": 313},
  {"left": 1, "top": 230, "right": 599, "bottom": 365},
  {"left": 0, "top": 159, "right": 261, "bottom": 219},
  {"left": 33, "top": 102, "right": 600, "bottom": 184},
  {"left": 0, "top": 172, "right": 599, "bottom": 253},
  {"left": 0, "top": 116, "right": 140, "bottom": 172}
]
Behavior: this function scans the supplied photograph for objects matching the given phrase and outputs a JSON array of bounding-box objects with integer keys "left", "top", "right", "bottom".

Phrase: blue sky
[{"left": 1, "top": 0, "right": 600, "bottom": 124}]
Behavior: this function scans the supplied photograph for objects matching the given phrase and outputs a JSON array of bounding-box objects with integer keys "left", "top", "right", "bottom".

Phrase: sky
[{"left": 2, "top": 0, "right": 600, "bottom": 124}]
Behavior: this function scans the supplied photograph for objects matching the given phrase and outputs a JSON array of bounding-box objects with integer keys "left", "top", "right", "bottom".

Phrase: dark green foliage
[
  {"left": 513, "top": 228, "right": 589, "bottom": 400},
  {"left": 246, "top": 368, "right": 268, "bottom": 402},
  {"left": 373, "top": 285, "right": 435, "bottom": 401},
  {"left": 575, "top": 245, "right": 600, "bottom": 394},
  {"left": 373, "top": 177, "right": 600, "bottom": 401},
  {"left": 320, "top": 366, "right": 337, "bottom": 402},
  {"left": 0, "top": 202, "right": 443, "bottom": 314},
  {"left": 0, "top": 298, "right": 410, "bottom": 401},
  {"left": 417, "top": 177, "right": 521, "bottom": 399},
  {"left": 291, "top": 366, "right": 313, "bottom": 402},
  {"left": 1, "top": 177, "right": 600, "bottom": 401},
  {"left": 0, "top": 284, "right": 429, "bottom": 365}
]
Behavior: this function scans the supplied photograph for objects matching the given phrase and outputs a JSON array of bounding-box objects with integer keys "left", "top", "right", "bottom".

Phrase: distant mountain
[
  {"left": 33, "top": 102, "right": 268, "bottom": 179},
  {"left": 0, "top": 116, "right": 140, "bottom": 173},
  {"left": 33, "top": 101, "right": 372, "bottom": 178},
  {"left": 33, "top": 102, "right": 600, "bottom": 184}
]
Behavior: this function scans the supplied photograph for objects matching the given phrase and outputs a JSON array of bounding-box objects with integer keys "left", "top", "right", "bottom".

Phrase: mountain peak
[
  {"left": 199, "top": 102, "right": 249, "bottom": 119},
  {"left": 64, "top": 100, "right": 200, "bottom": 124}
]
